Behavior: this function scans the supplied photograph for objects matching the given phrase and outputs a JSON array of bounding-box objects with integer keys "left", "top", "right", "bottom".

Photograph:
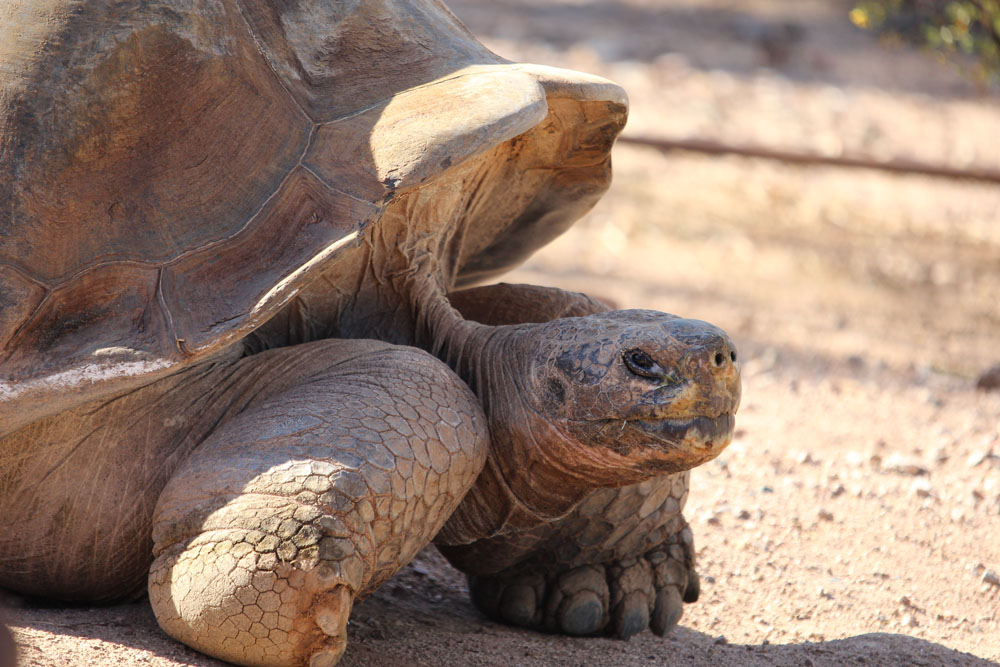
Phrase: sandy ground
[{"left": 9, "top": 1, "right": 1000, "bottom": 665}]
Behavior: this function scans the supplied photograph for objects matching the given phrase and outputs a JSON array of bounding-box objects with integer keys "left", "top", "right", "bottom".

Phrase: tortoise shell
[{"left": 0, "top": 0, "right": 626, "bottom": 435}]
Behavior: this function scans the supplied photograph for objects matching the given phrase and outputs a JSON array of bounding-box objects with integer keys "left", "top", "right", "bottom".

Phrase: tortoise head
[
  {"left": 516, "top": 310, "right": 741, "bottom": 478},
  {"left": 436, "top": 309, "right": 741, "bottom": 545}
]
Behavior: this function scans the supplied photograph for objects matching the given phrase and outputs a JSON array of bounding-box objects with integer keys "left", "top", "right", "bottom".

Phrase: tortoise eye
[{"left": 623, "top": 349, "right": 660, "bottom": 378}]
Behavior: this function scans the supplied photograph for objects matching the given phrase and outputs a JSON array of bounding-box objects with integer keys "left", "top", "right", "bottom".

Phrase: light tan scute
[
  {"left": 233, "top": 0, "right": 498, "bottom": 123},
  {"left": 303, "top": 67, "right": 551, "bottom": 201}
]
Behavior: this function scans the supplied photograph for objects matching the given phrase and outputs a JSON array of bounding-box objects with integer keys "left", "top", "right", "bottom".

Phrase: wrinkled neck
[
  {"left": 409, "top": 275, "right": 494, "bottom": 391},
  {"left": 437, "top": 328, "right": 648, "bottom": 547},
  {"left": 407, "top": 278, "right": 599, "bottom": 544}
]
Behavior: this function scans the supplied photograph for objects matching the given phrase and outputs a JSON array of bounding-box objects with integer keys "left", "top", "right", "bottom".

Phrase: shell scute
[
  {"left": 0, "top": 267, "right": 46, "bottom": 355},
  {"left": 304, "top": 68, "right": 549, "bottom": 203},
  {"left": 235, "top": 0, "right": 497, "bottom": 122},
  {"left": 2, "top": 10, "right": 310, "bottom": 285},
  {"left": 160, "top": 167, "right": 378, "bottom": 355}
]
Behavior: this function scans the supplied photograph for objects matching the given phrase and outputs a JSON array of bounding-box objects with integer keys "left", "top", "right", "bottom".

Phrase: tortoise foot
[
  {"left": 469, "top": 533, "right": 698, "bottom": 639},
  {"left": 149, "top": 526, "right": 358, "bottom": 667}
]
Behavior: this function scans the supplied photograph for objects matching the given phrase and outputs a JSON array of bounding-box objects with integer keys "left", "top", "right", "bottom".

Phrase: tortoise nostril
[
  {"left": 714, "top": 352, "right": 725, "bottom": 367},
  {"left": 730, "top": 351, "right": 737, "bottom": 363}
]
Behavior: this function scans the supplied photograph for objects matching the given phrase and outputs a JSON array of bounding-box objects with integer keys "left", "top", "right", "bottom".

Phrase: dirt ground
[{"left": 9, "top": 1, "right": 1000, "bottom": 665}]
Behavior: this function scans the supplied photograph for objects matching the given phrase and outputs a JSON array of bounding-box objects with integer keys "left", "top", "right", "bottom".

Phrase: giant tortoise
[{"left": 0, "top": 1, "right": 741, "bottom": 665}]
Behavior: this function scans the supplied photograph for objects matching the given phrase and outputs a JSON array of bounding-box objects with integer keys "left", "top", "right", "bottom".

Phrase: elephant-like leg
[{"left": 149, "top": 339, "right": 487, "bottom": 667}]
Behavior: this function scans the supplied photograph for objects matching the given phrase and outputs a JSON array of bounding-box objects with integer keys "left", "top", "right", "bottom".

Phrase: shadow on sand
[{"left": 8, "top": 548, "right": 996, "bottom": 667}]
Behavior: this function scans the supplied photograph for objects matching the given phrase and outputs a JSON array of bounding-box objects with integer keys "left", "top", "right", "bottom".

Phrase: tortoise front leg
[
  {"left": 149, "top": 339, "right": 486, "bottom": 667},
  {"left": 453, "top": 479, "right": 699, "bottom": 638},
  {"left": 444, "top": 282, "right": 700, "bottom": 639}
]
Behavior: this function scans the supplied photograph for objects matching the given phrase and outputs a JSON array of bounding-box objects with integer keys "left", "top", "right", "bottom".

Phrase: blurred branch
[
  {"left": 851, "top": 1, "right": 1000, "bottom": 82},
  {"left": 617, "top": 135, "right": 1000, "bottom": 183}
]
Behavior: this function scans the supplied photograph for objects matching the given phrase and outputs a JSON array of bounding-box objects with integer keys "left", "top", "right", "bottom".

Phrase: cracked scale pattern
[
  {"left": 149, "top": 339, "right": 486, "bottom": 667},
  {"left": 460, "top": 473, "right": 699, "bottom": 639}
]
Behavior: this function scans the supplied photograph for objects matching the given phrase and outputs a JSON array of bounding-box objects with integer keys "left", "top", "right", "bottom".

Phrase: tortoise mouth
[
  {"left": 629, "top": 412, "right": 735, "bottom": 448},
  {"left": 594, "top": 410, "right": 735, "bottom": 444}
]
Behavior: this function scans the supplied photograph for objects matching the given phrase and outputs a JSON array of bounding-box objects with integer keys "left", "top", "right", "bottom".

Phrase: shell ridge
[
  {"left": 0, "top": 257, "right": 166, "bottom": 290},
  {"left": 156, "top": 126, "right": 323, "bottom": 273},
  {"left": 0, "top": 261, "right": 51, "bottom": 289},
  {"left": 0, "top": 288, "right": 50, "bottom": 367},
  {"left": 161, "top": 173, "right": 304, "bottom": 275},
  {"left": 298, "top": 163, "right": 373, "bottom": 208},
  {"left": 309, "top": 66, "right": 524, "bottom": 130},
  {"left": 155, "top": 267, "right": 183, "bottom": 358},
  {"left": 0, "top": 151, "right": 317, "bottom": 291},
  {"left": 0, "top": 118, "right": 317, "bottom": 289},
  {"left": 231, "top": 0, "right": 315, "bottom": 125}
]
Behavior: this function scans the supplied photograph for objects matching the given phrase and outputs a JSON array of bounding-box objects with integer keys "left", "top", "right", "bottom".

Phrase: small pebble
[
  {"left": 976, "top": 364, "right": 1000, "bottom": 391},
  {"left": 845, "top": 451, "right": 867, "bottom": 466},
  {"left": 911, "top": 478, "right": 932, "bottom": 498},
  {"left": 882, "top": 454, "right": 928, "bottom": 476},
  {"left": 797, "top": 452, "right": 818, "bottom": 465},
  {"left": 982, "top": 570, "right": 1000, "bottom": 587},
  {"left": 817, "top": 509, "right": 834, "bottom": 521},
  {"left": 966, "top": 449, "right": 992, "bottom": 468}
]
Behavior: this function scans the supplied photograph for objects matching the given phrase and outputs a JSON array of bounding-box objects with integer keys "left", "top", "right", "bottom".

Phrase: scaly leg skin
[
  {"left": 445, "top": 283, "right": 701, "bottom": 639},
  {"left": 459, "top": 478, "right": 699, "bottom": 638},
  {"left": 149, "top": 339, "right": 487, "bottom": 667}
]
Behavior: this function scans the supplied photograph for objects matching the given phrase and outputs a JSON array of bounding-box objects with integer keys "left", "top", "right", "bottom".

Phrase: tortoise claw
[
  {"left": 651, "top": 586, "right": 684, "bottom": 636},
  {"left": 684, "top": 569, "right": 701, "bottom": 603},
  {"left": 549, "top": 565, "right": 608, "bottom": 636},
  {"left": 498, "top": 580, "right": 541, "bottom": 627}
]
